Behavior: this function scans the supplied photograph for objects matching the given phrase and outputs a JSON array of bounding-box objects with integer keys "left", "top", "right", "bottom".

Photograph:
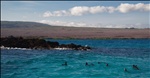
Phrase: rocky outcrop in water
[{"left": 1, "top": 36, "right": 91, "bottom": 50}]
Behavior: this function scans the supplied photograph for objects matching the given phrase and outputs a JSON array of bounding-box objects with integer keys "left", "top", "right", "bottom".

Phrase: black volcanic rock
[{"left": 1, "top": 36, "right": 91, "bottom": 50}]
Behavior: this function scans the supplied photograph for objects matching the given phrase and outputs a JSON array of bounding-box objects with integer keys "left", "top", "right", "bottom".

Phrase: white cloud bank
[
  {"left": 43, "top": 3, "right": 150, "bottom": 17},
  {"left": 39, "top": 20, "right": 149, "bottom": 28},
  {"left": 39, "top": 20, "right": 88, "bottom": 27},
  {"left": 117, "top": 3, "right": 150, "bottom": 13}
]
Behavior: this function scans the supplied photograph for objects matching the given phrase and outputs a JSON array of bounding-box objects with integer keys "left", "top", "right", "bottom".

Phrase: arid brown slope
[{"left": 1, "top": 26, "right": 150, "bottom": 39}]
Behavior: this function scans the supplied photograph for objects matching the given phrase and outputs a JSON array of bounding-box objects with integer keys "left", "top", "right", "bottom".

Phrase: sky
[{"left": 1, "top": 1, "right": 150, "bottom": 28}]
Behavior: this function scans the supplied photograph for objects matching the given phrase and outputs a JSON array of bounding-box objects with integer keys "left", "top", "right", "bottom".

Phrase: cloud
[
  {"left": 39, "top": 20, "right": 88, "bottom": 27},
  {"left": 43, "top": 10, "right": 70, "bottom": 17},
  {"left": 43, "top": 11, "right": 52, "bottom": 17},
  {"left": 107, "top": 6, "right": 116, "bottom": 13},
  {"left": 69, "top": 6, "right": 114, "bottom": 15},
  {"left": 43, "top": 3, "right": 149, "bottom": 17},
  {"left": 43, "top": 6, "right": 115, "bottom": 17},
  {"left": 70, "top": 6, "right": 89, "bottom": 16},
  {"left": 117, "top": 3, "right": 150, "bottom": 13},
  {"left": 89, "top": 6, "right": 107, "bottom": 14},
  {"left": 39, "top": 20, "right": 149, "bottom": 28}
]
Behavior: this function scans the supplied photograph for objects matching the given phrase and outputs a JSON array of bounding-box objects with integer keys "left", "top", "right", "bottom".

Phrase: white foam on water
[
  {"left": 54, "top": 48, "right": 71, "bottom": 50},
  {"left": 0, "top": 46, "right": 31, "bottom": 50}
]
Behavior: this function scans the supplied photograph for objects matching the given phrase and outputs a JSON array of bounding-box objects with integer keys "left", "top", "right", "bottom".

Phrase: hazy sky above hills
[{"left": 1, "top": 1, "right": 150, "bottom": 28}]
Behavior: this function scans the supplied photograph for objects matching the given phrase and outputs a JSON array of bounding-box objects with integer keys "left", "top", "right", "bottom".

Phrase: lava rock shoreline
[{"left": 1, "top": 36, "right": 91, "bottom": 50}]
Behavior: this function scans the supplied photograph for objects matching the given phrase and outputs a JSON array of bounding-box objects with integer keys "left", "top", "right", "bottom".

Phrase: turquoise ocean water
[{"left": 1, "top": 39, "right": 150, "bottom": 78}]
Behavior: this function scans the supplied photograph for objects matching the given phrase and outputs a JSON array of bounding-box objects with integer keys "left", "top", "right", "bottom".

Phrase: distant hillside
[{"left": 1, "top": 21, "right": 51, "bottom": 28}]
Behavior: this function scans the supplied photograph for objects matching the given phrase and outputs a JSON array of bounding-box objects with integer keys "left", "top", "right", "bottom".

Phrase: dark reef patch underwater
[{"left": 1, "top": 39, "right": 150, "bottom": 78}]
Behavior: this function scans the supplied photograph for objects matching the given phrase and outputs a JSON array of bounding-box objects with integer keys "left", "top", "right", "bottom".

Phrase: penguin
[
  {"left": 98, "top": 62, "right": 101, "bottom": 64},
  {"left": 62, "top": 61, "right": 67, "bottom": 66},
  {"left": 124, "top": 68, "right": 128, "bottom": 72},
  {"left": 85, "top": 62, "right": 88, "bottom": 66},
  {"left": 106, "top": 63, "right": 108, "bottom": 67},
  {"left": 132, "top": 65, "right": 139, "bottom": 70},
  {"left": 85, "top": 62, "right": 94, "bottom": 66}
]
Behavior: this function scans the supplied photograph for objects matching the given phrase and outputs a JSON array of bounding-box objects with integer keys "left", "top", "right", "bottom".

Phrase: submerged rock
[{"left": 1, "top": 36, "right": 91, "bottom": 51}]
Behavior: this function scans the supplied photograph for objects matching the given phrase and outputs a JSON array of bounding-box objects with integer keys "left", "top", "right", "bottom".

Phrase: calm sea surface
[{"left": 1, "top": 39, "right": 150, "bottom": 78}]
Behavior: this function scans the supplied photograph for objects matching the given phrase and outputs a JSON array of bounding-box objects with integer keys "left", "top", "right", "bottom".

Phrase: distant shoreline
[
  {"left": 1, "top": 27, "right": 150, "bottom": 39},
  {"left": 1, "top": 21, "right": 150, "bottom": 39},
  {"left": 1, "top": 36, "right": 150, "bottom": 40}
]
